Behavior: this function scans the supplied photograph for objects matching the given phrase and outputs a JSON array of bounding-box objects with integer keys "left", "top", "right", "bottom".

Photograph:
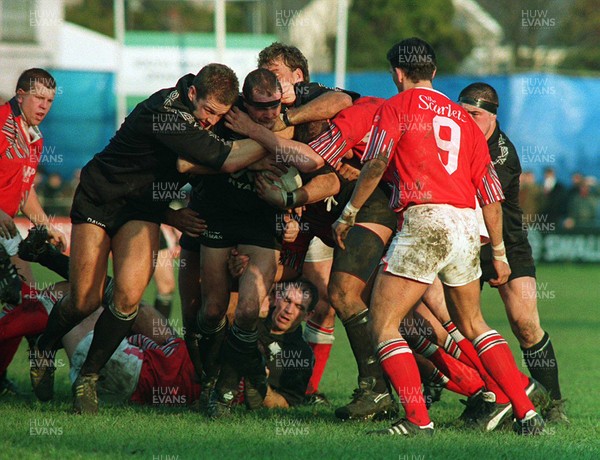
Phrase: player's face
[
  {"left": 17, "top": 82, "right": 55, "bottom": 126},
  {"left": 271, "top": 286, "right": 310, "bottom": 333},
  {"left": 461, "top": 103, "right": 496, "bottom": 140},
  {"left": 189, "top": 88, "right": 231, "bottom": 128},
  {"left": 261, "top": 58, "right": 304, "bottom": 105},
  {"left": 244, "top": 90, "right": 282, "bottom": 130}
]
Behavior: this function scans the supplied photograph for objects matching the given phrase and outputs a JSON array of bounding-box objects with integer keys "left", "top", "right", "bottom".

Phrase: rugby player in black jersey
[
  {"left": 459, "top": 82, "right": 566, "bottom": 424},
  {"left": 29, "top": 64, "right": 288, "bottom": 414}
]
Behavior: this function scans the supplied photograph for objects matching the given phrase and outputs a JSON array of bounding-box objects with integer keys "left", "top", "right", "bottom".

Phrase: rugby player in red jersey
[{"left": 333, "top": 37, "right": 545, "bottom": 436}]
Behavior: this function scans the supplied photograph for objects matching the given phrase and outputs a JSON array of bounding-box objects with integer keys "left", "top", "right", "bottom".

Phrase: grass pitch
[{"left": 1, "top": 264, "right": 599, "bottom": 459}]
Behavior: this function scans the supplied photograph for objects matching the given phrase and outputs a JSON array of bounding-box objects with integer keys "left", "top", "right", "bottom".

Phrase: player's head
[
  {"left": 387, "top": 37, "right": 436, "bottom": 92},
  {"left": 270, "top": 279, "right": 318, "bottom": 334},
  {"left": 258, "top": 42, "right": 309, "bottom": 105},
  {"left": 242, "top": 68, "right": 283, "bottom": 130},
  {"left": 458, "top": 82, "right": 499, "bottom": 139},
  {"left": 15, "top": 68, "right": 57, "bottom": 126},
  {"left": 189, "top": 63, "right": 239, "bottom": 128}
]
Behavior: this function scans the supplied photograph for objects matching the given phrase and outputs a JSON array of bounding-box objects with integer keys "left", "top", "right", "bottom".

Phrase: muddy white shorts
[
  {"left": 382, "top": 204, "right": 482, "bottom": 286},
  {"left": 304, "top": 237, "right": 334, "bottom": 263},
  {"left": 70, "top": 331, "right": 143, "bottom": 404}
]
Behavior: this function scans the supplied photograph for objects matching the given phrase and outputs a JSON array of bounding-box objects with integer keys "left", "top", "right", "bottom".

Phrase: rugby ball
[{"left": 261, "top": 166, "right": 302, "bottom": 192}]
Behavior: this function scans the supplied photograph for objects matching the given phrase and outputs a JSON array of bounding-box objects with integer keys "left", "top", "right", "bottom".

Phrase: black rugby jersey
[
  {"left": 78, "top": 74, "right": 232, "bottom": 208},
  {"left": 487, "top": 124, "right": 529, "bottom": 247}
]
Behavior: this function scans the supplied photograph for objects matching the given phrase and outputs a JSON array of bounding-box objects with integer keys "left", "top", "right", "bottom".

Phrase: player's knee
[
  {"left": 71, "top": 291, "right": 102, "bottom": 315},
  {"left": 200, "top": 301, "right": 227, "bottom": 325}
]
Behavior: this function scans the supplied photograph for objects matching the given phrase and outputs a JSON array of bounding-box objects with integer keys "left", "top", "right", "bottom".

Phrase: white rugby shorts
[
  {"left": 382, "top": 204, "right": 482, "bottom": 286},
  {"left": 305, "top": 237, "right": 334, "bottom": 263}
]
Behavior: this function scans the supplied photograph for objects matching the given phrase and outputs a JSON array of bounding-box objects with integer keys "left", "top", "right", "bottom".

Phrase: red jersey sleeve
[
  {"left": 362, "top": 101, "right": 402, "bottom": 164},
  {"left": 468, "top": 123, "right": 505, "bottom": 206}
]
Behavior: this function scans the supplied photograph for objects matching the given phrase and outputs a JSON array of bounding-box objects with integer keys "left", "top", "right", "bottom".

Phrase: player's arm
[
  {"left": 332, "top": 158, "right": 387, "bottom": 249},
  {"left": 256, "top": 171, "right": 340, "bottom": 209},
  {"left": 225, "top": 107, "right": 324, "bottom": 172},
  {"left": 474, "top": 153, "right": 510, "bottom": 286},
  {"left": 481, "top": 201, "right": 510, "bottom": 286},
  {"left": 283, "top": 90, "right": 353, "bottom": 126},
  {"left": 20, "top": 188, "right": 67, "bottom": 250}
]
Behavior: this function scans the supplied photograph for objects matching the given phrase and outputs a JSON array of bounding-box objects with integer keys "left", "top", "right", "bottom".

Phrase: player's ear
[{"left": 188, "top": 85, "right": 197, "bottom": 102}]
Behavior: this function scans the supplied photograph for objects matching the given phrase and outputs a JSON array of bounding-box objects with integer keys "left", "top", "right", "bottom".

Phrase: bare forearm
[
  {"left": 248, "top": 125, "right": 323, "bottom": 173},
  {"left": 481, "top": 201, "right": 504, "bottom": 247},
  {"left": 349, "top": 159, "right": 387, "bottom": 210},
  {"left": 220, "top": 138, "right": 269, "bottom": 173},
  {"left": 285, "top": 92, "right": 352, "bottom": 126},
  {"left": 292, "top": 173, "right": 340, "bottom": 207},
  {"left": 21, "top": 189, "right": 50, "bottom": 225}
]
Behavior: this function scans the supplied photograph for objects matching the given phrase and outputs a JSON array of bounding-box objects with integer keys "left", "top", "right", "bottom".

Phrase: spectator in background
[
  {"left": 567, "top": 172, "right": 584, "bottom": 204},
  {"left": 564, "top": 176, "right": 598, "bottom": 229},
  {"left": 540, "top": 167, "right": 568, "bottom": 228},
  {"left": 519, "top": 171, "right": 542, "bottom": 225}
]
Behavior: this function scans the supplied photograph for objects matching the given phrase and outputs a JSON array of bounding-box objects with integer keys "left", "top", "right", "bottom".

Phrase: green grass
[{"left": 2, "top": 264, "right": 599, "bottom": 459}]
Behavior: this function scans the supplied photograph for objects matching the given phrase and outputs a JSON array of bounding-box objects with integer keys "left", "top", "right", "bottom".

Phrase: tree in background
[
  {"left": 346, "top": 0, "right": 473, "bottom": 72},
  {"left": 554, "top": 0, "right": 600, "bottom": 72}
]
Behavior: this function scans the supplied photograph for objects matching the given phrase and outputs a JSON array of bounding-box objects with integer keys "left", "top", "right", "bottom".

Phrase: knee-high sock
[
  {"left": 197, "top": 315, "right": 227, "bottom": 379},
  {"left": 79, "top": 303, "right": 138, "bottom": 376},
  {"left": 522, "top": 331, "right": 562, "bottom": 400},
  {"left": 413, "top": 337, "right": 485, "bottom": 396},
  {"left": 443, "top": 320, "right": 513, "bottom": 404},
  {"left": 304, "top": 320, "right": 334, "bottom": 394},
  {"left": 377, "top": 338, "right": 431, "bottom": 427},
  {"left": 474, "top": 330, "right": 535, "bottom": 420},
  {"left": 344, "top": 310, "right": 387, "bottom": 393}
]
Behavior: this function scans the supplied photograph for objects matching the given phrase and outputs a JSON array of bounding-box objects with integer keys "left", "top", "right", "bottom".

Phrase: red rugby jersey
[
  {"left": 309, "top": 96, "right": 384, "bottom": 168},
  {"left": 0, "top": 99, "right": 43, "bottom": 218},
  {"left": 362, "top": 87, "right": 503, "bottom": 218}
]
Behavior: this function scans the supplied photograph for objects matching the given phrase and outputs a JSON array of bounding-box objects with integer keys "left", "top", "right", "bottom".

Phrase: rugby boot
[
  {"left": 0, "top": 371, "right": 20, "bottom": 396},
  {"left": 368, "top": 418, "right": 434, "bottom": 437},
  {"left": 198, "top": 374, "right": 218, "bottom": 413},
  {"left": 29, "top": 337, "right": 56, "bottom": 402},
  {"left": 242, "top": 348, "right": 268, "bottom": 410},
  {"left": 304, "top": 392, "right": 331, "bottom": 406},
  {"left": 207, "top": 387, "right": 237, "bottom": 419},
  {"left": 458, "top": 389, "right": 512, "bottom": 431},
  {"left": 544, "top": 399, "right": 570, "bottom": 425},
  {"left": 514, "top": 411, "right": 546, "bottom": 436},
  {"left": 72, "top": 373, "right": 100, "bottom": 414},
  {"left": 525, "top": 378, "right": 552, "bottom": 415},
  {"left": 0, "top": 245, "right": 22, "bottom": 305},
  {"left": 335, "top": 376, "right": 398, "bottom": 421}
]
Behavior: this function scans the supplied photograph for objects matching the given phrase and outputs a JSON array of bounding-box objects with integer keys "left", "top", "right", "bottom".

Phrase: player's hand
[
  {"left": 247, "top": 156, "right": 287, "bottom": 177},
  {"left": 489, "top": 259, "right": 511, "bottom": 287},
  {"left": 255, "top": 174, "right": 286, "bottom": 209},
  {"left": 46, "top": 224, "right": 67, "bottom": 252},
  {"left": 224, "top": 107, "right": 257, "bottom": 137},
  {"left": 282, "top": 212, "right": 300, "bottom": 243},
  {"left": 337, "top": 162, "right": 360, "bottom": 181},
  {"left": 0, "top": 209, "right": 17, "bottom": 239},
  {"left": 228, "top": 248, "right": 250, "bottom": 278},
  {"left": 332, "top": 220, "right": 351, "bottom": 250},
  {"left": 166, "top": 208, "right": 207, "bottom": 237}
]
